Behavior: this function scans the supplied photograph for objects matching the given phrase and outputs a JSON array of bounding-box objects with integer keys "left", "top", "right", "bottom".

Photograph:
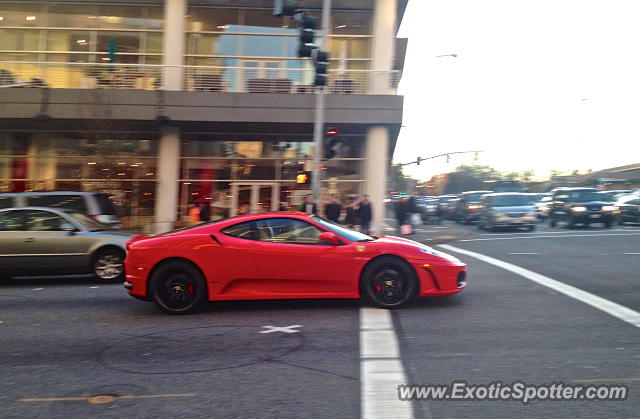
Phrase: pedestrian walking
[
  {"left": 395, "top": 197, "right": 410, "bottom": 235},
  {"left": 199, "top": 201, "right": 211, "bottom": 222},
  {"left": 324, "top": 196, "right": 342, "bottom": 223},
  {"left": 358, "top": 194, "right": 373, "bottom": 234},
  {"left": 188, "top": 203, "right": 200, "bottom": 225}
]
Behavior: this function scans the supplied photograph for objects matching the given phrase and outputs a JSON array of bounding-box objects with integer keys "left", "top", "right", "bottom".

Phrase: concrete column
[
  {"left": 364, "top": 126, "right": 389, "bottom": 235},
  {"left": 371, "top": 0, "right": 397, "bottom": 94},
  {"left": 154, "top": 126, "right": 181, "bottom": 233},
  {"left": 162, "top": 0, "right": 186, "bottom": 90}
]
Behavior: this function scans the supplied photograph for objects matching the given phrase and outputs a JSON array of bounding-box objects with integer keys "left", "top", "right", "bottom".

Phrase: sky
[{"left": 395, "top": 0, "right": 640, "bottom": 181}]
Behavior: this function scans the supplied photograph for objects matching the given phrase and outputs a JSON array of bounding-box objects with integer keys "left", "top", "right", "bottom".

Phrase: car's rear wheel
[
  {"left": 550, "top": 216, "right": 557, "bottom": 227},
  {"left": 527, "top": 224, "right": 536, "bottom": 232},
  {"left": 150, "top": 261, "right": 206, "bottom": 314},
  {"left": 604, "top": 220, "right": 612, "bottom": 228},
  {"left": 93, "top": 248, "right": 125, "bottom": 281},
  {"left": 362, "top": 256, "right": 416, "bottom": 308}
]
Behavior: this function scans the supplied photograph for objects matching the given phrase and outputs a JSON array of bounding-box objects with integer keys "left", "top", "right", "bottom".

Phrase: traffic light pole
[
  {"left": 311, "top": 0, "right": 331, "bottom": 204},
  {"left": 398, "top": 150, "right": 485, "bottom": 167}
]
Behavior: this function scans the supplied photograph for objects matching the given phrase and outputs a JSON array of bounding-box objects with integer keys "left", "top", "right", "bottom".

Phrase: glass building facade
[{"left": 0, "top": 1, "right": 402, "bottom": 233}]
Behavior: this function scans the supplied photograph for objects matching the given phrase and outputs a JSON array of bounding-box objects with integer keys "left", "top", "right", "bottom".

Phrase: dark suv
[
  {"left": 549, "top": 188, "right": 617, "bottom": 228},
  {"left": 455, "top": 190, "right": 492, "bottom": 224}
]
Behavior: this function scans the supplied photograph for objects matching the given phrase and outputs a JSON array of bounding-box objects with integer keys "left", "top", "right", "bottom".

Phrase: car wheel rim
[
  {"left": 95, "top": 254, "right": 123, "bottom": 280},
  {"left": 370, "top": 267, "right": 407, "bottom": 306},
  {"left": 158, "top": 273, "right": 196, "bottom": 310}
]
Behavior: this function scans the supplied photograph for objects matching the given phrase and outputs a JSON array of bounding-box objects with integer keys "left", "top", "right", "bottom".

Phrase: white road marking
[
  {"left": 259, "top": 325, "right": 302, "bottom": 334},
  {"left": 481, "top": 228, "right": 632, "bottom": 236},
  {"left": 460, "top": 232, "right": 640, "bottom": 242},
  {"left": 508, "top": 252, "right": 540, "bottom": 255},
  {"left": 440, "top": 244, "right": 640, "bottom": 328},
  {"left": 623, "top": 253, "right": 640, "bottom": 255},
  {"left": 32, "top": 288, "right": 43, "bottom": 291},
  {"left": 360, "top": 307, "right": 413, "bottom": 419},
  {"left": 89, "top": 286, "right": 99, "bottom": 289}
]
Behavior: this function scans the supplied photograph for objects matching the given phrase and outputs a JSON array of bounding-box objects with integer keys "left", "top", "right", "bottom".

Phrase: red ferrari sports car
[{"left": 124, "top": 212, "right": 466, "bottom": 314}]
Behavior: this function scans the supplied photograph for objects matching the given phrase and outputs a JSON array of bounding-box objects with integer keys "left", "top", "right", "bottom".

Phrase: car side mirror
[{"left": 319, "top": 232, "right": 340, "bottom": 245}]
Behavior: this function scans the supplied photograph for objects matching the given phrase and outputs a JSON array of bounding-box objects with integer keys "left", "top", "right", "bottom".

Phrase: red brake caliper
[{"left": 187, "top": 284, "right": 195, "bottom": 294}]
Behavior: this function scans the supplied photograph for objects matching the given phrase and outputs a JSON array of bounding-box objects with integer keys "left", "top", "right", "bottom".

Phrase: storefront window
[
  {"left": 47, "top": 4, "right": 97, "bottom": 28},
  {"left": 331, "top": 11, "right": 372, "bottom": 35},
  {"left": 97, "top": 31, "right": 141, "bottom": 54},
  {"left": 96, "top": 5, "right": 143, "bottom": 29},
  {"left": 243, "top": 10, "right": 287, "bottom": 28},
  {"left": 46, "top": 30, "right": 91, "bottom": 52},
  {"left": 187, "top": 8, "right": 240, "bottom": 32},
  {"left": 144, "top": 32, "right": 163, "bottom": 54},
  {"left": 0, "top": 3, "right": 43, "bottom": 27},
  {"left": 0, "top": 29, "right": 40, "bottom": 51}
]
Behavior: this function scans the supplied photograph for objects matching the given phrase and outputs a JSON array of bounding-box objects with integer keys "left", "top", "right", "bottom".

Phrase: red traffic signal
[{"left": 326, "top": 128, "right": 339, "bottom": 136}]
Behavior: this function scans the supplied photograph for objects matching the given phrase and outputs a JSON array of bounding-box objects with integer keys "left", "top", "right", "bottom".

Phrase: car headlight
[
  {"left": 602, "top": 205, "right": 618, "bottom": 211},
  {"left": 525, "top": 211, "right": 536, "bottom": 217},
  {"left": 571, "top": 206, "right": 587, "bottom": 212}
]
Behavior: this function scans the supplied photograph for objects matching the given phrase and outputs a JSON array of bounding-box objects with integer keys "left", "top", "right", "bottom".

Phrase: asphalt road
[{"left": 1, "top": 219, "right": 639, "bottom": 418}]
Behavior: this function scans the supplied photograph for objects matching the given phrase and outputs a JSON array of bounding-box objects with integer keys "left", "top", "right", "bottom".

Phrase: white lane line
[
  {"left": 481, "top": 229, "right": 631, "bottom": 236},
  {"left": 360, "top": 307, "right": 413, "bottom": 419},
  {"left": 89, "top": 286, "right": 99, "bottom": 289},
  {"left": 460, "top": 232, "right": 640, "bottom": 242},
  {"left": 508, "top": 252, "right": 540, "bottom": 255},
  {"left": 624, "top": 253, "right": 640, "bottom": 255},
  {"left": 32, "top": 288, "right": 43, "bottom": 291},
  {"left": 440, "top": 244, "right": 640, "bottom": 328}
]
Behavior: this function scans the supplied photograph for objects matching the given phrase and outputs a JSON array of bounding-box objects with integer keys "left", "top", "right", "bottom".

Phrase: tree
[{"left": 443, "top": 164, "right": 502, "bottom": 194}]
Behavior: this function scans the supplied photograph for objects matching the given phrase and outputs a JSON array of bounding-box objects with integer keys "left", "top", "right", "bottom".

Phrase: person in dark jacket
[
  {"left": 395, "top": 197, "right": 408, "bottom": 233},
  {"left": 345, "top": 199, "right": 358, "bottom": 229},
  {"left": 297, "top": 195, "right": 318, "bottom": 215},
  {"left": 358, "top": 194, "right": 373, "bottom": 234},
  {"left": 324, "top": 196, "right": 342, "bottom": 223},
  {"left": 199, "top": 201, "right": 211, "bottom": 222}
]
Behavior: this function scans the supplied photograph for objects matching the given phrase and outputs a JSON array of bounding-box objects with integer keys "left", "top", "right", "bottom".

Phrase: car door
[
  {"left": 0, "top": 210, "right": 28, "bottom": 272},
  {"left": 251, "top": 217, "right": 356, "bottom": 296},
  {"left": 20, "top": 210, "right": 95, "bottom": 271}
]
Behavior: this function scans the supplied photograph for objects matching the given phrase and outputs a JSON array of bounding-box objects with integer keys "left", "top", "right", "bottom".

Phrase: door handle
[{"left": 23, "top": 238, "right": 35, "bottom": 243}]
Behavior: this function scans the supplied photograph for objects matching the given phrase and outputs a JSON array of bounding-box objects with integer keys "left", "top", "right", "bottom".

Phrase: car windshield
[
  {"left": 466, "top": 192, "right": 489, "bottom": 202},
  {"left": 66, "top": 211, "right": 108, "bottom": 231},
  {"left": 567, "top": 190, "right": 600, "bottom": 202},
  {"left": 311, "top": 216, "right": 375, "bottom": 242},
  {"left": 490, "top": 194, "right": 532, "bottom": 207}
]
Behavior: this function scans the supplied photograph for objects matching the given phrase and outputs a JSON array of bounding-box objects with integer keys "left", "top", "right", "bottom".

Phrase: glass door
[{"left": 230, "top": 183, "right": 279, "bottom": 216}]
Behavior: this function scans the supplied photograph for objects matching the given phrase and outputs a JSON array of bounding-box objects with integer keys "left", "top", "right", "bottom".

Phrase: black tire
[
  {"left": 550, "top": 217, "right": 557, "bottom": 228},
  {"left": 566, "top": 215, "right": 575, "bottom": 229},
  {"left": 149, "top": 260, "right": 206, "bottom": 314},
  {"left": 362, "top": 256, "right": 416, "bottom": 309},
  {"left": 528, "top": 224, "right": 536, "bottom": 232},
  {"left": 604, "top": 220, "right": 612, "bottom": 229},
  {"left": 93, "top": 248, "right": 125, "bottom": 281}
]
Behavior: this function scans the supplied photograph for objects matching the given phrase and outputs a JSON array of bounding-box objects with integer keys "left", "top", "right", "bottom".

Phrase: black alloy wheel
[
  {"left": 363, "top": 257, "right": 416, "bottom": 308},
  {"left": 150, "top": 261, "right": 206, "bottom": 314}
]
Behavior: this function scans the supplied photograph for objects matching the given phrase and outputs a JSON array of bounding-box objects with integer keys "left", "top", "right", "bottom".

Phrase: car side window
[
  {"left": 0, "top": 211, "right": 24, "bottom": 231},
  {"left": 221, "top": 221, "right": 258, "bottom": 240},
  {"left": 23, "top": 210, "right": 67, "bottom": 231},
  {"left": 26, "top": 195, "right": 87, "bottom": 212},
  {"left": 255, "top": 218, "right": 323, "bottom": 245},
  {"left": 0, "top": 196, "right": 14, "bottom": 209}
]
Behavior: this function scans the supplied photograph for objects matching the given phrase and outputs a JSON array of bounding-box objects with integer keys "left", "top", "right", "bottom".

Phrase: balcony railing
[{"left": 0, "top": 62, "right": 401, "bottom": 95}]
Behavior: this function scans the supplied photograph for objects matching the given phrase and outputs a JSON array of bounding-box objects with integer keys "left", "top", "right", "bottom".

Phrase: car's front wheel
[
  {"left": 150, "top": 260, "right": 206, "bottom": 314},
  {"left": 362, "top": 256, "right": 416, "bottom": 308},
  {"left": 93, "top": 248, "right": 125, "bottom": 281}
]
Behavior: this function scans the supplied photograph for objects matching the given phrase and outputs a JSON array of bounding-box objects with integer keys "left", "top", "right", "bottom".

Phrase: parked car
[
  {"left": 534, "top": 195, "right": 553, "bottom": 220},
  {"left": 616, "top": 194, "right": 640, "bottom": 225},
  {"left": 455, "top": 191, "right": 492, "bottom": 224},
  {"left": 0, "top": 191, "right": 121, "bottom": 228},
  {"left": 548, "top": 188, "right": 617, "bottom": 228},
  {"left": 477, "top": 193, "right": 537, "bottom": 232},
  {"left": 125, "top": 212, "right": 467, "bottom": 314},
  {"left": 0, "top": 207, "right": 134, "bottom": 280},
  {"left": 417, "top": 197, "right": 440, "bottom": 224}
]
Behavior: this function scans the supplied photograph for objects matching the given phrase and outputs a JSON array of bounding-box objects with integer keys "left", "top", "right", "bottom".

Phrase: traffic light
[
  {"left": 323, "top": 128, "right": 340, "bottom": 159},
  {"left": 416, "top": 157, "right": 423, "bottom": 165},
  {"left": 273, "top": 0, "right": 299, "bottom": 16},
  {"left": 446, "top": 154, "right": 451, "bottom": 163},
  {"left": 296, "top": 171, "right": 311, "bottom": 184},
  {"left": 296, "top": 13, "right": 318, "bottom": 58},
  {"left": 312, "top": 49, "right": 329, "bottom": 86}
]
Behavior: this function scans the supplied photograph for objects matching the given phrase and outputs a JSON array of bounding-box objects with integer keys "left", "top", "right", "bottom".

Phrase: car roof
[
  {"left": 0, "top": 191, "right": 99, "bottom": 197},
  {"left": 461, "top": 190, "right": 492, "bottom": 195},
  {"left": 483, "top": 192, "right": 528, "bottom": 197},
  {"left": 0, "top": 206, "right": 76, "bottom": 213},
  {"left": 553, "top": 187, "right": 597, "bottom": 192}
]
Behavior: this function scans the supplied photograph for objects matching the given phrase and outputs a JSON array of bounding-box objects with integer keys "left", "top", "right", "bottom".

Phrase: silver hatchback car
[{"left": 0, "top": 207, "right": 135, "bottom": 280}]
